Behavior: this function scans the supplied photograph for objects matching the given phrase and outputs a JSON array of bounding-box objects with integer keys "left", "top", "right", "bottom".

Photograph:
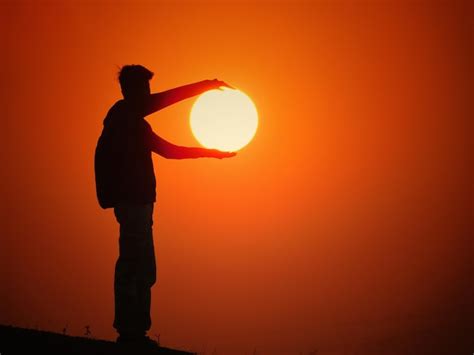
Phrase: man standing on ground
[{"left": 94, "top": 65, "right": 235, "bottom": 347}]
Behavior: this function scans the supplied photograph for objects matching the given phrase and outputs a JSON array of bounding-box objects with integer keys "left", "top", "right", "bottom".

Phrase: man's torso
[{"left": 94, "top": 100, "right": 156, "bottom": 209}]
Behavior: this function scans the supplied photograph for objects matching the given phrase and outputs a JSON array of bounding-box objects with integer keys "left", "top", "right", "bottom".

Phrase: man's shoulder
[
  {"left": 107, "top": 99, "right": 126, "bottom": 116},
  {"left": 103, "top": 100, "right": 128, "bottom": 125}
]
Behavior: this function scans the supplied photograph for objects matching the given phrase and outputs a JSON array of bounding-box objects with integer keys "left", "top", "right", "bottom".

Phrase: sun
[{"left": 190, "top": 88, "right": 258, "bottom": 151}]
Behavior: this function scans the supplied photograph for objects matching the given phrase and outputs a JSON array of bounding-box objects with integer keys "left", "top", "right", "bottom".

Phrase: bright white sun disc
[{"left": 190, "top": 88, "right": 258, "bottom": 151}]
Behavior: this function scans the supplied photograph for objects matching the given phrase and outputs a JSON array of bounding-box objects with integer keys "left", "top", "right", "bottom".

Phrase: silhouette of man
[{"left": 94, "top": 65, "right": 235, "bottom": 347}]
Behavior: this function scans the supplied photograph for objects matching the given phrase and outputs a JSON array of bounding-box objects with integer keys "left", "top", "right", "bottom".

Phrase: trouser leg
[{"left": 113, "top": 203, "right": 156, "bottom": 336}]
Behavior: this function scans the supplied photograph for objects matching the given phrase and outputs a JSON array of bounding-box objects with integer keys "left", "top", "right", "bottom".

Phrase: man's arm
[
  {"left": 146, "top": 130, "right": 236, "bottom": 159},
  {"left": 144, "top": 79, "right": 233, "bottom": 116}
]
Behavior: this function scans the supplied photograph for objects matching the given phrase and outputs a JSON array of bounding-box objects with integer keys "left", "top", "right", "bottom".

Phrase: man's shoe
[
  {"left": 137, "top": 336, "right": 159, "bottom": 349},
  {"left": 117, "top": 334, "right": 159, "bottom": 349}
]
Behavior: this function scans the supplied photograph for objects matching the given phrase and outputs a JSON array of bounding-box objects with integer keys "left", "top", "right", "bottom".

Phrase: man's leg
[{"left": 113, "top": 202, "right": 156, "bottom": 339}]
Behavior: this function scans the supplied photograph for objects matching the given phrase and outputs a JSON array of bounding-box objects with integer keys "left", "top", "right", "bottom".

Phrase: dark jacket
[
  {"left": 95, "top": 81, "right": 217, "bottom": 208},
  {"left": 94, "top": 100, "right": 156, "bottom": 209}
]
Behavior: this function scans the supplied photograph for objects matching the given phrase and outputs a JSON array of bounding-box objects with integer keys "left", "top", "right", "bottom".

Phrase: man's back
[{"left": 94, "top": 100, "right": 156, "bottom": 209}]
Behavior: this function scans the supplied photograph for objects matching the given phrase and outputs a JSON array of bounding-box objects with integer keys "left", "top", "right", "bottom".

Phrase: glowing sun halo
[{"left": 190, "top": 88, "right": 258, "bottom": 151}]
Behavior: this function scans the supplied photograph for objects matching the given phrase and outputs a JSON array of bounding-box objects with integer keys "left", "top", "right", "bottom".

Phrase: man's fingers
[
  {"left": 223, "top": 151, "right": 237, "bottom": 158},
  {"left": 217, "top": 152, "right": 236, "bottom": 159},
  {"left": 221, "top": 81, "right": 235, "bottom": 89},
  {"left": 212, "top": 79, "right": 235, "bottom": 90},
  {"left": 208, "top": 148, "right": 237, "bottom": 159}
]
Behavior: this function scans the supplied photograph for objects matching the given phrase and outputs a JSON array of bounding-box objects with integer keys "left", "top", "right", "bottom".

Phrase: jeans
[{"left": 113, "top": 202, "right": 156, "bottom": 336}]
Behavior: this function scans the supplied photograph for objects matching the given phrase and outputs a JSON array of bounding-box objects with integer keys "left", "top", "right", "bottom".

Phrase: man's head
[{"left": 118, "top": 65, "right": 153, "bottom": 101}]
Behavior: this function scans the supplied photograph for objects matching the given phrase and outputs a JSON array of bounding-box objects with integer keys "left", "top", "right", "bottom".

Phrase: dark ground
[
  {"left": 0, "top": 325, "right": 196, "bottom": 355},
  {"left": 1, "top": 323, "right": 473, "bottom": 354}
]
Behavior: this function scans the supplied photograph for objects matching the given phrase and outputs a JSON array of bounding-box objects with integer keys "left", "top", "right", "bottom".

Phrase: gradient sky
[{"left": 1, "top": 1, "right": 472, "bottom": 354}]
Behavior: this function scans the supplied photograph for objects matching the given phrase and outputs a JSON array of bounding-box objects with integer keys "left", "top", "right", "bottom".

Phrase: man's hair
[{"left": 118, "top": 65, "right": 154, "bottom": 91}]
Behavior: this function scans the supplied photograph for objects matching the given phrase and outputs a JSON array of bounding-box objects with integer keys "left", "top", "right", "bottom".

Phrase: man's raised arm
[{"left": 145, "top": 79, "right": 232, "bottom": 116}]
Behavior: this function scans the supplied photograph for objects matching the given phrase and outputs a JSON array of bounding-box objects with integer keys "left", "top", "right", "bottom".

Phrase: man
[{"left": 94, "top": 65, "right": 235, "bottom": 347}]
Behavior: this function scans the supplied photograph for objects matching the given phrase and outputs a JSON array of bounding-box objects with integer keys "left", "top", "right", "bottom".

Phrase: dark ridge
[{"left": 0, "top": 325, "right": 196, "bottom": 355}]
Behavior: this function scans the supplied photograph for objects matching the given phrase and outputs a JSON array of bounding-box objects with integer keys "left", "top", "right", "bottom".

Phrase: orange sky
[{"left": 1, "top": 1, "right": 472, "bottom": 354}]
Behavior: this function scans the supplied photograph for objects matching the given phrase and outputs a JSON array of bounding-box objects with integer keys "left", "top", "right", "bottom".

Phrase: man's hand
[
  {"left": 208, "top": 79, "right": 235, "bottom": 90},
  {"left": 145, "top": 79, "right": 235, "bottom": 116},
  {"left": 148, "top": 131, "right": 238, "bottom": 160},
  {"left": 206, "top": 149, "right": 237, "bottom": 159}
]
